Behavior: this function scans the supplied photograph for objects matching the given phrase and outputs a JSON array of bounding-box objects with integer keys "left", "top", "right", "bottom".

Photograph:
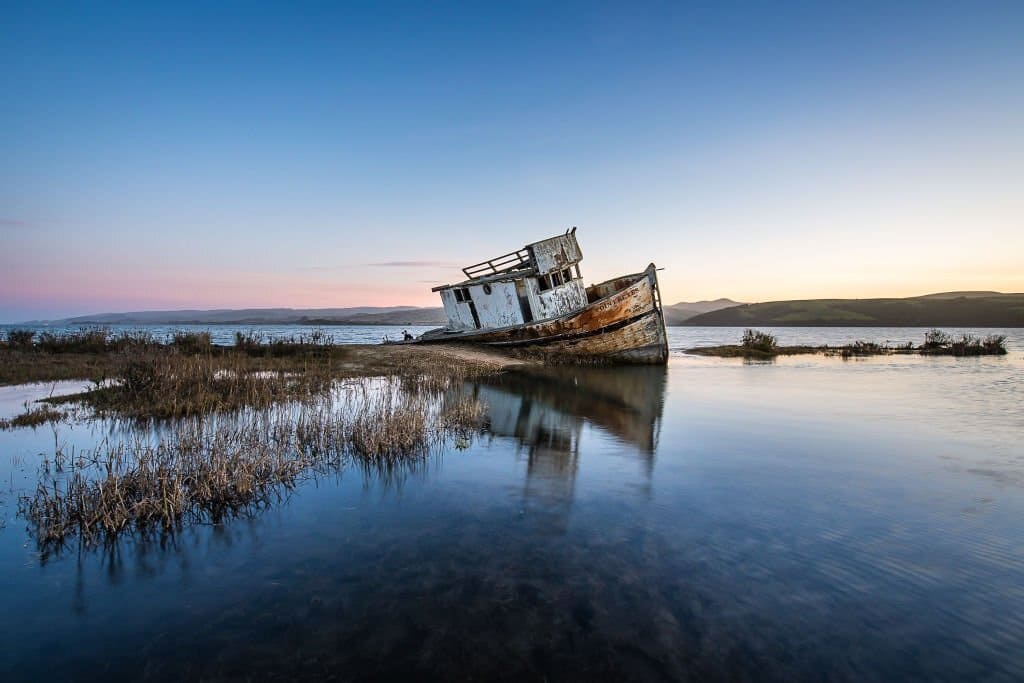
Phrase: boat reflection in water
[{"left": 447, "top": 364, "right": 667, "bottom": 524}]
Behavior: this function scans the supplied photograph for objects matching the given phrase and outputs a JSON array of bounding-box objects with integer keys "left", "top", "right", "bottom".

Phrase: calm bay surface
[{"left": 1, "top": 327, "right": 1022, "bottom": 680}]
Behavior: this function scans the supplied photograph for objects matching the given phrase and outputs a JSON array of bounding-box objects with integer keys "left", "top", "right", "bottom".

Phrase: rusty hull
[{"left": 419, "top": 264, "right": 669, "bottom": 364}]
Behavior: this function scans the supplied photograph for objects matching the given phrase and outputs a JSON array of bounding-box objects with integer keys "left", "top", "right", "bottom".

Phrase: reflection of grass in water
[
  {"left": 18, "top": 377, "right": 488, "bottom": 556},
  {"left": 0, "top": 403, "right": 66, "bottom": 430},
  {"left": 23, "top": 343, "right": 502, "bottom": 423}
]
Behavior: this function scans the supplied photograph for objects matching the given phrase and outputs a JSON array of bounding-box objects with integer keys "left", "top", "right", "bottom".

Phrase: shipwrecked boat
[{"left": 415, "top": 228, "right": 669, "bottom": 364}]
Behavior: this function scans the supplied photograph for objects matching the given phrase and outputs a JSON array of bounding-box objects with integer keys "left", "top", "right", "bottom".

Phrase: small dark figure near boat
[{"left": 403, "top": 330, "right": 414, "bottom": 341}]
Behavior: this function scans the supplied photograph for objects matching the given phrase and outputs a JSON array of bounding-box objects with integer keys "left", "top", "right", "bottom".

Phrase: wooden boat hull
[{"left": 417, "top": 264, "right": 669, "bottom": 364}]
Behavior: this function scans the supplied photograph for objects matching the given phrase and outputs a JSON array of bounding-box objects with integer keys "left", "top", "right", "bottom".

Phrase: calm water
[
  {"left": 1, "top": 328, "right": 1023, "bottom": 681},
  {"left": 3, "top": 322, "right": 1022, "bottom": 353}
]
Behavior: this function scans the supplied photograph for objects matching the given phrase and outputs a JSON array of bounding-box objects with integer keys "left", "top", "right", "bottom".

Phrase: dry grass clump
[
  {"left": 234, "top": 329, "right": 337, "bottom": 358},
  {"left": 4, "top": 329, "right": 36, "bottom": 348},
  {"left": 0, "top": 349, "right": 121, "bottom": 386},
  {"left": 21, "top": 418, "right": 315, "bottom": 547},
  {"left": 345, "top": 385, "right": 430, "bottom": 458},
  {"left": 19, "top": 380, "right": 488, "bottom": 551},
  {"left": 0, "top": 404, "right": 67, "bottom": 430},
  {"left": 2, "top": 331, "right": 511, "bottom": 389},
  {"left": 35, "top": 328, "right": 159, "bottom": 353},
  {"left": 63, "top": 352, "right": 335, "bottom": 419},
  {"left": 691, "top": 329, "right": 1010, "bottom": 359},
  {"left": 741, "top": 328, "right": 778, "bottom": 353},
  {"left": 836, "top": 340, "right": 886, "bottom": 358},
  {"left": 439, "top": 396, "right": 488, "bottom": 434},
  {"left": 919, "top": 329, "right": 1007, "bottom": 355},
  {"left": 171, "top": 331, "right": 213, "bottom": 354}
]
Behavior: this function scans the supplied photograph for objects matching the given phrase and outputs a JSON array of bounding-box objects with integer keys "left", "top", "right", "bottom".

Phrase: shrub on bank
[
  {"left": 922, "top": 329, "right": 951, "bottom": 350},
  {"left": 741, "top": 329, "right": 777, "bottom": 353},
  {"left": 5, "top": 329, "right": 35, "bottom": 348},
  {"left": 171, "top": 331, "right": 212, "bottom": 354},
  {"left": 918, "top": 330, "right": 1007, "bottom": 356},
  {"left": 34, "top": 328, "right": 157, "bottom": 353}
]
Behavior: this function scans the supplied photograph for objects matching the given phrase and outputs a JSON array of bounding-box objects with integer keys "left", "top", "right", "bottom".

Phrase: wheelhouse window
[
  {"left": 562, "top": 267, "right": 573, "bottom": 283},
  {"left": 537, "top": 275, "right": 551, "bottom": 292},
  {"left": 550, "top": 271, "right": 563, "bottom": 287}
]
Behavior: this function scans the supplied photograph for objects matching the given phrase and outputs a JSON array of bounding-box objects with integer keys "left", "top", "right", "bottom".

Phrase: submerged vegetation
[
  {"left": 688, "top": 329, "right": 1009, "bottom": 359},
  {"left": 18, "top": 376, "right": 490, "bottom": 554},
  {"left": 1, "top": 327, "right": 510, "bottom": 553}
]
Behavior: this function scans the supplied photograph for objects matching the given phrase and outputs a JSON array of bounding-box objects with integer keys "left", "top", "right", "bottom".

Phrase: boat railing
[{"left": 462, "top": 248, "right": 532, "bottom": 279}]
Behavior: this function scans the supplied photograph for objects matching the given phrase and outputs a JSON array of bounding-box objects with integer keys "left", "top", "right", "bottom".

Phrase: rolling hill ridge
[{"left": 684, "top": 292, "right": 1024, "bottom": 327}]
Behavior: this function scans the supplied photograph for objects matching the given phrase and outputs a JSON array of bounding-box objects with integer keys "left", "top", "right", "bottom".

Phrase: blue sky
[{"left": 2, "top": 1, "right": 1022, "bottom": 320}]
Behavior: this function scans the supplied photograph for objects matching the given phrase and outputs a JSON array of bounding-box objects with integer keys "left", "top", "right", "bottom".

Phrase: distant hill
[
  {"left": 24, "top": 292, "right": 1021, "bottom": 329},
  {"left": 663, "top": 298, "right": 744, "bottom": 326},
  {"left": 683, "top": 292, "right": 1024, "bottom": 327},
  {"left": 28, "top": 306, "right": 440, "bottom": 326},
  {"left": 26, "top": 299, "right": 738, "bottom": 327},
  {"left": 301, "top": 308, "right": 448, "bottom": 326},
  {"left": 911, "top": 291, "right": 1006, "bottom": 300}
]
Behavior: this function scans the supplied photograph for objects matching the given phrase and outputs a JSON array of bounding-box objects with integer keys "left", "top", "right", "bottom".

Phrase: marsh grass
[
  {"left": 690, "top": 329, "right": 1009, "bottom": 358},
  {"left": 440, "top": 395, "right": 488, "bottom": 429},
  {"left": 20, "top": 378, "right": 489, "bottom": 552},
  {"left": 5, "top": 333, "right": 504, "bottom": 550},
  {"left": 2, "top": 326, "right": 508, "bottom": 390},
  {"left": 0, "top": 403, "right": 67, "bottom": 430},
  {"left": 346, "top": 385, "right": 430, "bottom": 458},
  {"left": 928, "top": 333, "right": 1007, "bottom": 356},
  {"left": 834, "top": 341, "right": 887, "bottom": 359},
  {"left": 4, "top": 329, "right": 35, "bottom": 348},
  {"left": 35, "top": 344, "right": 496, "bottom": 421},
  {"left": 35, "top": 328, "right": 159, "bottom": 353},
  {"left": 741, "top": 329, "right": 777, "bottom": 353},
  {"left": 171, "top": 331, "right": 213, "bottom": 354},
  {"left": 69, "top": 352, "right": 336, "bottom": 419}
]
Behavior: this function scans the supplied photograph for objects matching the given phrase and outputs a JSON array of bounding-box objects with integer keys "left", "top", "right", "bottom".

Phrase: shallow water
[
  {"left": 4, "top": 322, "right": 1022, "bottom": 354},
  {"left": 1, "top": 329, "right": 1023, "bottom": 681}
]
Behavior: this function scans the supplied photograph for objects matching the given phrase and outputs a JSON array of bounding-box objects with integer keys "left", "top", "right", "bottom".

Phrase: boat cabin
[{"left": 432, "top": 228, "right": 587, "bottom": 331}]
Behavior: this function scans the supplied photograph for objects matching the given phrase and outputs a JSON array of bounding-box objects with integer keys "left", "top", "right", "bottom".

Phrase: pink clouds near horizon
[{"left": 0, "top": 265, "right": 444, "bottom": 318}]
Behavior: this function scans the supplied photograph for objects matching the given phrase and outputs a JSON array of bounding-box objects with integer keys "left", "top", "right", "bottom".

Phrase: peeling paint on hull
[{"left": 418, "top": 264, "right": 669, "bottom": 364}]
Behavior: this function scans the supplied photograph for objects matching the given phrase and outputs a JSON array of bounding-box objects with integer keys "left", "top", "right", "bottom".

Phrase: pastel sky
[{"left": 2, "top": 1, "right": 1022, "bottom": 321}]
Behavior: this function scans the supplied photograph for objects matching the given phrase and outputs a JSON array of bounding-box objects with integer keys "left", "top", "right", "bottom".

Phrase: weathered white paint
[
  {"left": 524, "top": 276, "right": 587, "bottom": 321},
  {"left": 439, "top": 289, "right": 477, "bottom": 330},
  {"left": 436, "top": 229, "right": 588, "bottom": 331},
  {"left": 470, "top": 280, "right": 524, "bottom": 329},
  {"left": 528, "top": 232, "right": 582, "bottom": 274}
]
